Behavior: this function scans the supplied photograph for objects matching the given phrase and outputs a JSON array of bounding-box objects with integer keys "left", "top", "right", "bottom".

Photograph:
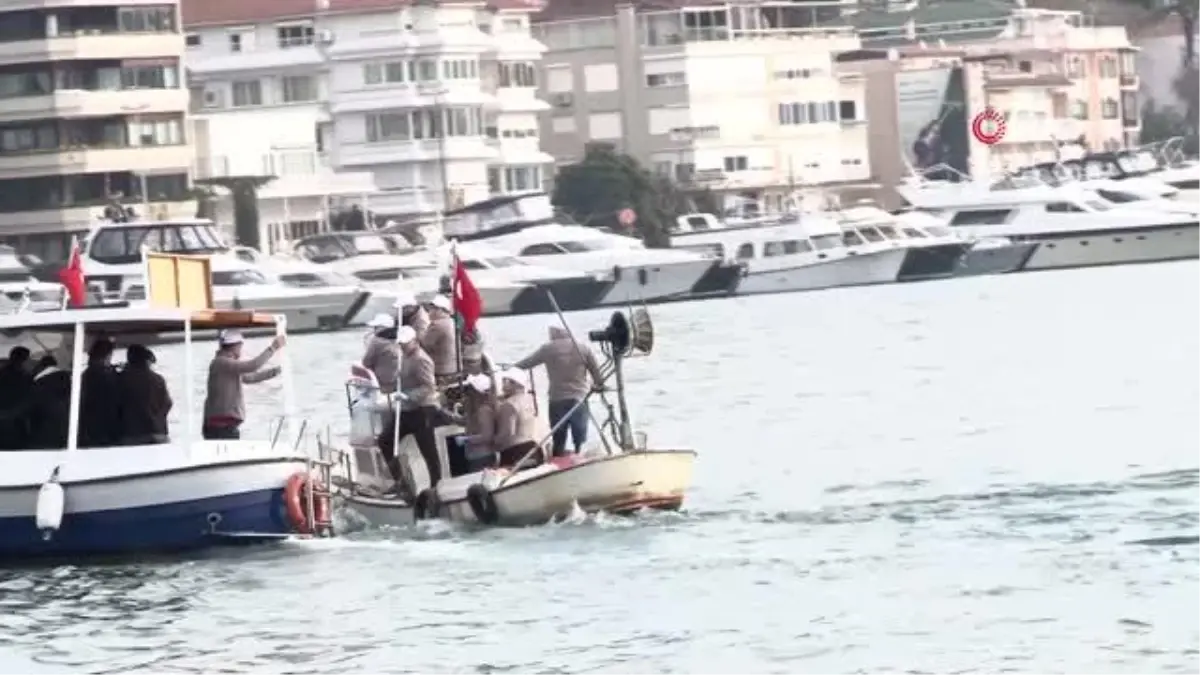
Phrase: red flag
[
  {"left": 58, "top": 240, "right": 86, "bottom": 308},
  {"left": 451, "top": 256, "right": 482, "bottom": 335}
]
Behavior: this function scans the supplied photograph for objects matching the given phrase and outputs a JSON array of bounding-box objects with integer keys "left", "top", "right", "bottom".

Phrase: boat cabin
[{"left": 82, "top": 216, "right": 231, "bottom": 297}]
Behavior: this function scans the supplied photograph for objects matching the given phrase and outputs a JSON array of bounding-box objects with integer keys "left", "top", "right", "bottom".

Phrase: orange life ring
[{"left": 284, "top": 472, "right": 330, "bottom": 535}]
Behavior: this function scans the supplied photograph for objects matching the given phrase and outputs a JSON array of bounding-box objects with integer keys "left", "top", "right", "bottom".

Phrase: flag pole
[{"left": 449, "top": 241, "right": 463, "bottom": 380}]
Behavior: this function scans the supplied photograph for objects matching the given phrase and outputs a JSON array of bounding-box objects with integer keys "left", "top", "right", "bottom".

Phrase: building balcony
[
  {"left": 0, "top": 33, "right": 183, "bottom": 67},
  {"left": 0, "top": 89, "right": 188, "bottom": 124},
  {"left": 187, "top": 46, "right": 324, "bottom": 77},
  {"left": 1119, "top": 73, "right": 1138, "bottom": 88},
  {"left": 335, "top": 137, "right": 498, "bottom": 168},
  {"left": 493, "top": 87, "right": 550, "bottom": 113},
  {"left": 330, "top": 83, "right": 494, "bottom": 115},
  {"left": 195, "top": 149, "right": 378, "bottom": 199},
  {"left": 0, "top": 144, "right": 192, "bottom": 181}
]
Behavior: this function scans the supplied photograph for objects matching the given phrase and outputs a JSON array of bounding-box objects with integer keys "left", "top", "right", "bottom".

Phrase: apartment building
[
  {"left": 183, "top": 0, "right": 553, "bottom": 226},
  {"left": 533, "top": 1, "right": 874, "bottom": 212},
  {"left": 0, "top": 0, "right": 192, "bottom": 260},
  {"left": 836, "top": 1, "right": 1141, "bottom": 196}
]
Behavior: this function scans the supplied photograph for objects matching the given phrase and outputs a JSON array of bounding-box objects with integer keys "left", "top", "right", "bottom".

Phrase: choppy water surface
[{"left": 1, "top": 263, "right": 1197, "bottom": 674}]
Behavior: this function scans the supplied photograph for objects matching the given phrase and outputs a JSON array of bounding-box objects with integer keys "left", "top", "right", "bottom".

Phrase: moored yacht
[
  {"left": 670, "top": 212, "right": 908, "bottom": 294},
  {"left": 441, "top": 194, "right": 741, "bottom": 306},
  {"left": 0, "top": 246, "right": 65, "bottom": 312},
  {"left": 80, "top": 216, "right": 370, "bottom": 332},
  {"left": 832, "top": 206, "right": 973, "bottom": 281},
  {"left": 896, "top": 178, "right": 1199, "bottom": 271}
]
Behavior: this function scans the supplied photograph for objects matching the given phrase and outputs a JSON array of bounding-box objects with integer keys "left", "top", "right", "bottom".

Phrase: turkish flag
[
  {"left": 58, "top": 240, "right": 86, "bottom": 307},
  {"left": 451, "top": 257, "right": 482, "bottom": 335}
]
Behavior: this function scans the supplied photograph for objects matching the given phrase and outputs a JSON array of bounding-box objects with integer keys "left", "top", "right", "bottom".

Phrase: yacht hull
[
  {"left": 896, "top": 242, "right": 972, "bottom": 281},
  {"left": 688, "top": 261, "right": 745, "bottom": 298},
  {"left": 595, "top": 259, "right": 718, "bottom": 306},
  {"left": 954, "top": 242, "right": 1039, "bottom": 276},
  {"left": 509, "top": 276, "right": 615, "bottom": 314},
  {"left": 218, "top": 289, "right": 370, "bottom": 332},
  {"left": 1018, "top": 222, "right": 1199, "bottom": 271},
  {"left": 737, "top": 248, "right": 908, "bottom": 295}
]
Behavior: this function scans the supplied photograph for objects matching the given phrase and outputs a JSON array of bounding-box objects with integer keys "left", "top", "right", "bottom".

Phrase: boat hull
[
  {"left": 1019, "top": 222, "right": 1199, "bottom": 271},
  {"left": 219, "top": 288, "right": 370, "bottom": 332},
  {"left": 896, "top": 242, "right": 972, "bottom": 281},
  {"left": 954, "top": 242, "right": 1039, "bottom": 276},
  {"left": 509, "top": 276, "right": 615, "bottom": 314},
  {"left": 0, "top": 458, "right": 307, "bottom": 558},
  {"left": 737, "top": 248, "right": 907, "bottom": 295},
  {"left": 340, "top": 493, "right": 415, "bottom": 528},
  {"left": 595, "top": 259, "right": 716, "bottom": 306},
  {"left": 436, "top": 450, "right": 696, "bottom": 527},
  {"left": 688, "top": 261, "right": 745, "bottom": 298}
]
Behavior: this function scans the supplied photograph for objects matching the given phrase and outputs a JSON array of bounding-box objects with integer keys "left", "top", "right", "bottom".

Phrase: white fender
[{"left": 36, "top": 481, "right": 65, "bottom": 536}]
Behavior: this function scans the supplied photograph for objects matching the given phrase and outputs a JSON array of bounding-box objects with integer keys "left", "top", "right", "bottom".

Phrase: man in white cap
[
  {"left": 459, "top": 373, "right": 497, "bottom": 472},
  {"left": 420, "top": 294, "right": 459, "bottom": 384},
  {"left": 513, "top": 323, "right": 604, "bottom": 456},
  {"left": 492, "top": 368, "right": 540, "bottom": 468},
  {"left": 202, "top": 330, "right": 286, "bottom": 440},
  {"left": 360, "top": 313, "right": 400, "bottom": 393},
  {"left": 393, "top": 290, "right": 430, "bottom": 340},
  {"left": 378, "top": 324, "right": 442, "bottom": 491}
]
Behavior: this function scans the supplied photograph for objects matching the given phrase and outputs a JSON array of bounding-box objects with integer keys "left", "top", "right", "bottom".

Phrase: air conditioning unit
[
  {"left": 551, "top": 92, "right": 573, "bottom": 108},
  {"left": 202, "top": 89, "right": 223, "bottom": 108}
]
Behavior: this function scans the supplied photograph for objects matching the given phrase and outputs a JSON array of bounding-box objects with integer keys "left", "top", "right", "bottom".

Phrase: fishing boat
[
  {"left": 326, "top": 305, "right": 696, "bottom": 527},
  {"left": 0, "top": 252, "right": 332, "bottom": 559}
]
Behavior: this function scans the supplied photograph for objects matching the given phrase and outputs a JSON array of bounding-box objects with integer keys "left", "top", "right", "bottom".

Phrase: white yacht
[
  {"left": 441, "top": 193, "right": 741, "bottom": 307},
  {"left": 230, "top": 245, "right": 389, "bottom": 325},
  {"left": 80, "top": 216, "right": 371, "bottom": 332},
  {"left": 1014, "top": 161, "right": 1199, "bottom": 216},
  {"left": 671, "top": 212, "right": 908, "bottom": 294},
  {"left": 0, "top": 245, "right": 65, "bottom": 312},
  {"left": 832, "top": 206, "right": 974, "bottom": 281},
  {"left": 896, "top": 178, "right": 1199, "bottom": 271}
]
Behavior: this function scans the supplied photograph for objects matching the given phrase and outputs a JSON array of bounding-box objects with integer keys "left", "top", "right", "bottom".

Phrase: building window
[
  {"left": 1071, "top": 99, "right": 1088, "bottom": 120},
  {"left": 1066, "top": 56, "right": 1083, "bottom": 78},
  {"left": 417, "top": 59, "right": 438, "bottom": 81},
  {"left": 277, "top": 23, "right": 315, "bottom": 48},
  {"left": 487, "top": 168, "right": 502, "bottom": 193},
  {"left": 118, "top": 7, "right": 176, "bottom": 33},
  {"left": 778, "top": 101, "right": 835, "bottom": 125},
  {"left": 232, "top": 80, "right": 263, "bottom": 107},
  {"left": 503, "top": 166, "right": 542, "bottom": 192},
  {"left": 682, "top": 8, "right": 729, "bottom": 42},
  {"left": 130, "top": 116, "right": 184, "bottom": 146},
  {"left": 773, "top": 68, "right": 823, "bottom": 80},
  {"left": 839, "top": 100, "right": 858, "bottom": 121},
  {"left": 1119, "top": 51, "right": 1136, "bottom": 76},
  {"left": 366, "top": 108, "right": 483, "bottom": 142},
  {"left": 442, "top": 59, "right": 478, "bottom": 80},
  {"left": 723, "top": 155, "right": 748, "bottom": 172},
  {"left": 228, "top": 29, "right": 255, "bottom": 53},
  {"left": 185, "top": 33, "right": 201, "bottom": 47},
  {"left": 364, "top": 62, "right": 414, "bottom": 85},
  {"left": 500, "top": 127, "right": 538, "bottom": 139},
  {"left": 281, "top": 75, "right": 316, "bottom": 103},
  {"left": 120, "top": 64, "right": 179, "bottom": 90},
  {"left": 499, "top": 62, "right": 537, "bottom": 88},
  {"left": 1101, "top": 97, "right": 1118, "bottom": 119},
  {"left": 1099, "top": 56, "right": 1117, "bottom": 78},
  {"left": 646, "top": 72, "right": 685, "bottom": 87}
]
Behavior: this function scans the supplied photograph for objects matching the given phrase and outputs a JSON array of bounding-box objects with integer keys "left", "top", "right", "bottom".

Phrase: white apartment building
[
  {"left": 534, "top": 2, "right": 873, "bottom": 212},
  {"left": 0, "top": 0, "right": 193, "bottom": 261},
  {"left": 182, "top": 0, "right": 552, "bottom": 229}
]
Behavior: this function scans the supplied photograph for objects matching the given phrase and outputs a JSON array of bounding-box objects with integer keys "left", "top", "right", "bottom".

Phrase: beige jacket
[
  {"left": 361, "top": 335, "right": 400, "bottom": 393},
  {"left": 203, "top": 346, "right": 280, "bottom": 423},
  {"left": 514, "top": 327, "right": 604, "bottom": 402},
  {"left": 401, "top": 306, "right": 431, "bottom": 340},
  {"left": 464, "top": 396, "right": 496, "bottom": 452},
  {"left": 421, "top": 316, "right": 459, "bottom": 377},
  {"left": 461, "top": 333, "right": 492, "bottom": 375},
  {"left": 493, "top": 391, "right": 537, "bottom": 450},
  {"left": 398, "top": 346, "right": 438, "bottom": 409}
]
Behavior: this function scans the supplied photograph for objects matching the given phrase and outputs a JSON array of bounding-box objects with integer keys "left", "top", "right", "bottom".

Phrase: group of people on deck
[
  {"left": 0, "top": 339, "right": 172, "bottom": 449},
  {"left": 359, "top": 291, "right": 606, "bottom": 496}
]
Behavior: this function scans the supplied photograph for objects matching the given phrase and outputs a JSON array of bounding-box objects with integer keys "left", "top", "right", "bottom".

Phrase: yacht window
[
  {"left": 520, "top": 243, "right": 565, "bottom": 256},
  {"left": 213, "top": 270, "right": 269, "bottom": 285},
  {"left": 233, "top": 249, "right": 257, "bottom": 264},
  {"left": 484, "top": 256, "right": 523, "bottom": 268},
  {"left": 925, "top": 225, "right": 952, "bottom": 237},
  {"left": 1096, "top": 189, "right": 1139, "bottom": 203},
  {"left": 88, "top": 227, "right": 154, "bottom": 264},
  {"left": 177, "top": 226, "right": 204, "bottom": 251},
  {"left": 461, "top": 259, "right": 488, "bottom": 271},
  {"left": 948, "top": 209, "right": 1012, "bottom": 226},
  {"left": 301, "top": 238, "right": 347, "bottom": 262},
  {"left": 793, "top": 239, "right": 813, "bottom": 253},
  {"left": 1170, "top": 179, "right": 1200, "bottom": 190},
  {"left": 558, "top": 239, "right": 617, "bottom": 252},
  {"left": 348, "top": 235, "right": 390, "bottom": 255},
  {"left": 842, "top": 231, "right": 865, "bottom": 246},
  {"left": 876, "top": 226, "right": 900, "bottom": 239},
  {"left": 684, "top": 215, "right": 711, "bottom": 231},
  {"left": 735, "top": 243, "right": 755, "bottom": 259},
  {"left": 140, "top": 228, "right": 164, "bottom": 252},
  {"left": 902, "top": 228, "right": 926, "bottom": 238},
  {"left": 857, "top": 227, "right": 885, "bottom": 243},
  {"left": 811, "top": 234, "right": 840, "bottom": 250},
  {"left": 1045, "top": 202, "right": 1085, "bottom": 213},
  {"left": 279, "top": 272, "right": 328, "bottom": 287},
  {"left": 763, "top": 241, "right": 786, "bottom": 257},
  {"left": 400, "top": 267, "right": 439, "bottom": 278},
  {"left": 382, "top": 236, "right": 415, "bottom": 254},
  {"left": 1085, "top": 199, "right": 1111, "bottom": 211}
]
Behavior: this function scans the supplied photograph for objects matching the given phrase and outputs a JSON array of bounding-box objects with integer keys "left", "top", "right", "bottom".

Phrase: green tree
[
  {"left": 196, "top": 176, "right": 274, "bottom": 250},
  {"left": 551, "top": 143, "right": 686, "bottom": 248}
]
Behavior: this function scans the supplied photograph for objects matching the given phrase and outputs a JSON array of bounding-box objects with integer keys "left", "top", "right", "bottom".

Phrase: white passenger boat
[
  {"left": 81, "top": 215, "right": 371, "bottom": 332},
  {"left": 0, "top": 253, "right": 331, "bottom": 559},
  {"left": 325, "top": 307, "right": 696, "bottom": 527}
]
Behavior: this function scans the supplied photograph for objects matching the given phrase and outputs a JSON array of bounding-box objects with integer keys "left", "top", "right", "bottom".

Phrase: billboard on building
[{"left": 894, "top": 66, "right": 971, "bottom": 179}]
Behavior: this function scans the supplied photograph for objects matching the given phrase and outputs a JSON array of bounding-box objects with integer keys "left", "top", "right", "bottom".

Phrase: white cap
[
  {"left": 499, "top": 368, "right": 525, "bottom": 387},
  {"left": 465, "top": 373, "right": 492, "bottom": 392},
  {"left": 429, "top": 294, "right": 452, "bottom": 312},
  {"left": 367, "top": 313, "right": 393, "bottom": 329},
  {"left": 395, "top": 325, "right": 417, "bottom": 344},
  {"left": 218, "top": 329, "right": 244, "bottom": 346},
  {"left": 392, "top": 290, "right": 417, "bottom": 308}
]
